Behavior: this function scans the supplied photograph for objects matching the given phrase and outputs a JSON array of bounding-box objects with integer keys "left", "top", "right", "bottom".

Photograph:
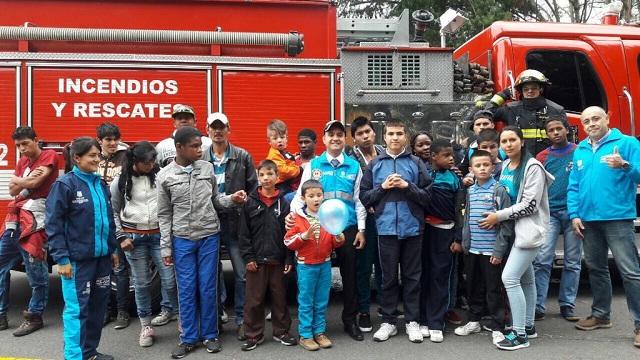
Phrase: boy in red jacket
[{"left": 284, "top": 179, "right": 344, "bottom": 351}]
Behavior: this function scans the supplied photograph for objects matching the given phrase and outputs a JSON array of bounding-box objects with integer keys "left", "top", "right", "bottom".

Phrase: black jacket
[{"left": 238, "top": 189, "right": 293, "bottom": 265}]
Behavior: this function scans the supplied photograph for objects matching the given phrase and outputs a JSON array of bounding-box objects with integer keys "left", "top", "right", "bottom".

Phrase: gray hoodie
[{"left": 496, "top": 157, "right": 554, "bottom": 249}]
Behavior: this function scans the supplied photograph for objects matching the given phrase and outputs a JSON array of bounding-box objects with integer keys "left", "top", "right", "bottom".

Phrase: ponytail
[{"left": 118, "top": 141, "right": 159, "bottom": 201}]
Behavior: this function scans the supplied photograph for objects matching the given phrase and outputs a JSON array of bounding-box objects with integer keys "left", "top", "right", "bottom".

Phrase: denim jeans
[
  {"left": 0, "top": 228, "right": 49, "bottom": 315},
  {"left": 502, "top": 246, "right": 539, "bottom": 335},
  {"left": 123, "top": 233, "right": 178, "bottom": 321},
  {"left": 583, "top": 220, "right": 640, "bottom": 329},
  {"left": 533, "top": 210, "right": 582, "bottom": 312},
  {"left": 220, "top": 219, "right": 246, "bottom": 326}
]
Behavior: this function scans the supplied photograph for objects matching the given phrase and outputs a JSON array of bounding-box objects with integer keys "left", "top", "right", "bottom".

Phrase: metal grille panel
[
  {"left": 401, "top": 54, "right": 421, "bottom": 87},
  {"left": 367, "top": 54, "right": 393, "bottom": 87}
]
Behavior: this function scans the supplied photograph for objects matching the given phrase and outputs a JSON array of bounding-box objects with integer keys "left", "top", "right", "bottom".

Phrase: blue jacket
[
  {"left": 360, "top": 150, "right": 431, "bottom": 238},
  {"left": 309, "top": 153, "right": 361, "bottom": 227},
  {"left": 46, "top": 167, "right": 117, "bottom": 264},
  {"left": 567, "top": 128, "right": 640, "bottom": 221}
]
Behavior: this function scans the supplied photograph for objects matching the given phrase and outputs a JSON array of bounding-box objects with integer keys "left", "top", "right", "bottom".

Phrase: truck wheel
[{"left": 110, "top": 263, "right": 162, "bottom": 316}]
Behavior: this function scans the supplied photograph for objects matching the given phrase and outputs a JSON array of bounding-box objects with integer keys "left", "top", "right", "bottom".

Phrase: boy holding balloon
[
  {"left": 284, "top": 179, "right": 345, "bottom": 351},
  {"left": 359, "top": 118, "right": 432, "bottom": 344}
]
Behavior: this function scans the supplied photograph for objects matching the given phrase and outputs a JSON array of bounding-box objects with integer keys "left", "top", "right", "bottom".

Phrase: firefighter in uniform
[{"left": 486, "top": 69, "right": 567, "bottom": 156}]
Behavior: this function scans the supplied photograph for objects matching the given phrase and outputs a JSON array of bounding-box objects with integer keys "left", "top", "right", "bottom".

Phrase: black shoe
[
  {"left": 13, "top": 311, "right": 43, "bottom": 337},
  {"left": 113, "top": 311, "right": 129, "bottom": 330},
  {"left": 534, "top": 310, "right": 545, "bottom": 321},
  {"left": 560, "top": 306, "right": 580, "bottom": 322},
  {"left": 358, "top": 313, "right": 373, "bottom": 332},
  {"left": 0, "top": 313, "right": 8, "bottom": 330},
  {"left": 241, "top": 335, "right": 264, "bottom": 351},
  {"left": 495, "top": 330, "right": 529, "bottom": 351},
  {"left": 87, "top": 353, "right": 114, "bottom": 360},
  {"left": 273, "top": 332, "right": 297, "bottom": 346},
  {"left": 344, "top": 322, "right": 364, "bottom": 341},
  {"left": 525, "top": 325, "right": 538, "bottom": 339},
  {"left": 171, "top": 343, "right": 196, "bottom": 359},
  {"left": 203, "top": 338, "right": 222, "bottom": 353}
]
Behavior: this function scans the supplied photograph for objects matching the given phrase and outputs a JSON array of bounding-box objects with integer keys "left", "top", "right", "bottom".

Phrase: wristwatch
[{"left": 622, "top": 160, "right": 631, "bottom": 170}]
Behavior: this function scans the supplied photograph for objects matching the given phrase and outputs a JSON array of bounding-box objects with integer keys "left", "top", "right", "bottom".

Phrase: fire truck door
[
  {"left": 0, "top": 65, "right": 19, "bottom": 221},
  {"left": 621, "top": 40, "right": 640, "bottom": 138}
]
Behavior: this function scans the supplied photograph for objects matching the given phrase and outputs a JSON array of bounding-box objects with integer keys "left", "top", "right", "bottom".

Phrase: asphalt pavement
[{"left": 0, "top": 267, "right": 638, "bottom": 360}]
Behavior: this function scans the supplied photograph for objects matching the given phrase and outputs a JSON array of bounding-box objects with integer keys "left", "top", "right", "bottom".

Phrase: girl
[
  {"left": 46, "top": 137, "right": 118, "bottom": 360},
  {"left": 110, "top": 141, "right": 179, "bottom": 348},
  {"left": 411, "top": 131, "right": 433, "bottom": 172},
  {"left": 479, "top": 126, "right": 553, "bottom": 351}
]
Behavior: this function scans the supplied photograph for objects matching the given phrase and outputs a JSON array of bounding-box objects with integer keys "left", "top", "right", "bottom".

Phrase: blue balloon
[{"left": 318, "top": 199, "right": 349, "bottom": 236}]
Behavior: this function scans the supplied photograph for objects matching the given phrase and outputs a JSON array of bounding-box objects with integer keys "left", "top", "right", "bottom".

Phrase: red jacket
[{"left": 284, "top": 209, "right": 343, "bottom": 265}]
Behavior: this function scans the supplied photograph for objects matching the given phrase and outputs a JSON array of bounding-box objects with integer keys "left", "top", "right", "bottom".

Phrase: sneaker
[
  {"left": 534, "top": 310, "right": 545, "bottom": 321},
  {"left": 274, "top": 332, "right": 297, "bottom": 346},
  {"left": 87, "top": 353, "right": 114, "bottom": 360},
  {"left": 358, "top": 313, "right": 373, "bottom": 332},
  {"left": 429, "top": 329, "right": 443, "bottom": 343},
  {"left": 113, "top": 311, "right": 130, "bottom": 330},
  {"left": 203, "top": 338, "right": 222, "bottom": 353},
  {"left": 313, "top": 333, "right": 332, "bottom": 348},
  {"left": 151, "top": 310, "right": 178, "bottom": 327},
  {"left": 419, "top": 325, "right": 430, "bottom": 338},
  {"left": 171, "top": 343, "right": 196, "bottom": 359},
  {"left": 492, "top": 330, "right": 506, "bottom": 344},
  {"left": 495, "top": 330, "right": 529, "bottom": 351},
  {"left": 299, "top": 337, "right": 319, "bottom": 351},
  {"left": 0, "top": 313, "right": 7, "bottom": 330},
  {"left": 634, "top": 329, "right": 640, "bottom": 348},
  {"left": 560, "top": 306, "right": 580, "bottom": 322},
  {"left": 220, "top": 309, "right": 229, "bottom": 324},
  {"left": 373, "top": 323, "right": 397, "bottom": 342},
  {"left": 241, "top": 335, "right": 264, "bottom": 351},
  {"left": 445, "top": 310, "right": 462, "bottom": 325},
  {"left": 139, "top": 325, "right": 155, "bottom": 347},
  {"left": 525, "top": 325, "right": 538, "bottom": 339},
  {"left": 454, "top": 321, "right": 481, "bottom": 336},
  {"left": 575, "top": 315, "right": 612, "bottom": 331},
  {"left": 265, "top": 311, "right": 272, "bottom": 321},
  {"left": 13, "top": 311, "right": 43, "bottom": 337},
  {"left": 405, "top": 321, "right": 423, "bottom": 343},
  {"left": 237, "top": 325, "right": 246, "bottom": 341}
]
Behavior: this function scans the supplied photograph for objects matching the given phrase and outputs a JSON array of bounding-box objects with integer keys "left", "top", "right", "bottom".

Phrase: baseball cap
[
  {"left": 473, "top": 110, "right": 494, "bottom": 121},
  {"left": 207, "top": 112, "right": 230, "bottom": 127},
  {"left": 172, "top": 104, "right": 196, "bottom": 118},
  {"left": 323, "top": 120, "right": 346, "bottom": 134}
]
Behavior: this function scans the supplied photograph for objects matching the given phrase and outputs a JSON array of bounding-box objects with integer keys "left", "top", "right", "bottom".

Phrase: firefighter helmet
[{"left": 514, "top": 69, "right": 550, "bottom": 91}]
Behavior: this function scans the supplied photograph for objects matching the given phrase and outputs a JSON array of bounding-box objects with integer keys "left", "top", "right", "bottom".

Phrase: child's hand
[
  {"left": 230, "top": 190, "right": 247, "bottom": 204},
  {"left": 283, "top": 264, "right": 292, "bottom": 274},
  {"left": 479, "top": 212, "right": 498, "bottom": 229},
  {"left": 246, "top": 261, "right": 258, "bottom": 273},
  {"left": 285, "top": 212, "right": 295, "bottom": 230},
  {"left": 335, "top": 233, "right": 345, "bottom": 244},
  {"left": 450, "top": 242, "right": 463, "bottom": 253},
  {"left": 490, "top": 256, "right": 502, "bottom": 265},
  {"left": 382, "top": 174, "right": 396, "bottom": 189},
  {"left": 462, "top": 176, "right": 474, "bottom": 187}
]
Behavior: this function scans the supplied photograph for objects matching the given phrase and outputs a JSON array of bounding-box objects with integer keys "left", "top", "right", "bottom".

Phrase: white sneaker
[
  {"left": 151, "top": 310, "right": 178, "bottom": 327},
  {"left": 429, "top": 329, "right": 444, "bottom": 343},
  {"left": 139, "top": 325, "right": 155, "bottom": 347},
  {"left": 492, "top": 330, "right": 506, "bottom": 344},
  {"left": 373, "top": 323, "right": 398, "bottom": 342},
  {"left": 419, "top": 325, "right": 430, "bottom": 338},
  {"left": 405, "top": 321, "right": 423, "bottom": 343},
  {"left": 454, "top": 321, "right": 482, "bottom": 336}
]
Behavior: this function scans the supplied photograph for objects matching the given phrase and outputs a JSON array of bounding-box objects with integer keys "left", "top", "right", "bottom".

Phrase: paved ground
[{"left": 0, "top": 268, "right": 638, "bottom": 360}]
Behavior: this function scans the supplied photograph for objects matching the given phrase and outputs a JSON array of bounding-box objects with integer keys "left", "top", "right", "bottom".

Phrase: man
[
  {"left": 487, "top": 69, "right": 567, "bottom": 156},
  {"left": 295, "top": 128, "right": 317, "bottom": 168},
  {"left": 95, "top": 122, "right": 130, "bottom": 330},
  {"left": 567, "top": 106, "right": 640, "bottom": 348},
  {"left": 290, "top": 120, "right": 367, "bottom": 341},
  {"left": 0, "top": 126, "right": 58, "bottom": 336},
  {"left": 202, "top": 112, "right": 258, "bottom": 340},
  {"left": 346, "top": 116, "right": 384, "bottom": 333},
  {"left": 156, "top": 104, "right": 212, "bottom": 167}
]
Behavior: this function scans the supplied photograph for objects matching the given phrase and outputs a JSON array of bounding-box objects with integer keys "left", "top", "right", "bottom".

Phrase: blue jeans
[
  {"left": 502, "top": 246, "right": 539, "bottom": 335},
  {"left": 219, "top": 221, "right": 245, "bottom": 326},
  {"left": 533, "top": 210, "right": 582, "bottom": 312},
  {"left": 0, "top": 229, "right": 49, "bottom": 315},
  {"left": 123, "top": 233, "right": 178, "bottom": 321},
  {"left": 297, "top": 261, "right": 331, "bottom": 339},
  {"left": 583, "top": 220, "right": 640, "bottom": 329}
]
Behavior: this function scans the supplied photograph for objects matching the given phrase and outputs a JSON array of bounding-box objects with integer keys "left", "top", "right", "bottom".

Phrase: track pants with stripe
[
  {"left": 174, "top": 234, "right": 219, "bottom": 344},
  {"left": 61, "top": 256, "right": 111, "bottom": 360}
]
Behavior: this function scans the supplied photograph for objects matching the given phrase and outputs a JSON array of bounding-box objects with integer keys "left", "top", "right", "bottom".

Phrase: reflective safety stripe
[
  {"left": 323, "top": 190, "right": 354, "bottom": 202},
  {"left": 522, "top": 128, "right": 548, "bottom": 139}
]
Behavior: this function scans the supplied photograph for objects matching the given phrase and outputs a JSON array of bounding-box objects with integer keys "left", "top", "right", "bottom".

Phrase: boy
[
  {"left": 463, "top": 129, "right": 504, "bottom": 186},
  {"left": 157, "top": 126, "right": 246, "bottom": 359},
  {"left": 265, "top": 119, "right": 301, "bottom": 195},
  {"left": 533, "top": 117, "right": 581, "bottom": 321},
  {"left": 420, "top": 139, "right": 464, "bottom": 343},
  {"left": 296, "top": 128, "right": 318, "bottom": 168},
  {"left": 459, "top": 110, "right": 495, "bottom": 175},
  {"left": 238, "top": 160, "right": 296, "bottom": 351},
  {"left": 95, "top": 122, "right": 131, "bottom": 329},
  {"left": 359, "top": 118, "right": 431, "bottom": 343},
  {"left": 455, "top": 150, "right": 513, "bottom": 336},
  {"left": 285, "top": 180, "right": 345, "bottom": 351},
  {"left": 0, "top": 126, "right": 58, "bottom": 336}
]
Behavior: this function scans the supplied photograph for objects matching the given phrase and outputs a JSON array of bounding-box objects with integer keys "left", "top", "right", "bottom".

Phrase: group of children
[{"left": 5, "top": 101, "right": 582, "bottom": 359}]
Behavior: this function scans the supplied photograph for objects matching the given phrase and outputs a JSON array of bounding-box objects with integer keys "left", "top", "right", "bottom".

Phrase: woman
[
  {"left": 479, "top": 126, "right": 553, "bottom": 351},
  {"left": 45, "top": 137, "right": 118, "bottom": 360},
  {"left": 110, "top": 141, "right": 178, "bottom": 348}
]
